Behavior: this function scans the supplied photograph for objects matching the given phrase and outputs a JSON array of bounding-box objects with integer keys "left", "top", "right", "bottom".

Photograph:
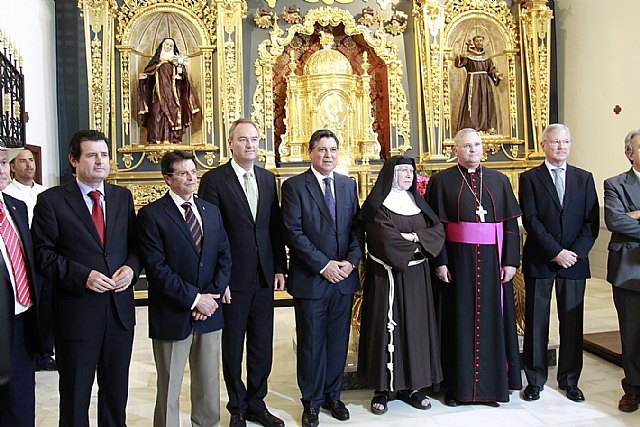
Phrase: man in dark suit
[
  {"left": 519, "top": 123, "right": 599, "bottom": 402},
  {"left": 138, "top": 150, "right": 231, "bottom": 427},
  {"left": 198, "top": 119, "right": 287, "bottom": 427},
  {"left": 281, "top": 129, "right": 362, "bottom": 427},
  {"left": 31, "top": 130, "right": 140, "bottom": 427},
  {"left": 604, "top": 129, "right": 640, "bottom": 413},
  {"left": 0, "top": 147, "right": 47, "bottom": 427}
]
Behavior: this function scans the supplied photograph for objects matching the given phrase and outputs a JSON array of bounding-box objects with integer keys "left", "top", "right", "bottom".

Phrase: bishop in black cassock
[{"left": 426, "top": 128, "right": 522, "bottom": 405}]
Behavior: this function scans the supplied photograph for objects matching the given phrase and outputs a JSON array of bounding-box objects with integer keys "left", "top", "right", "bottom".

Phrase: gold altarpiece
[{"left": 77, "top": 0, "right": 555, "bottom": 324}]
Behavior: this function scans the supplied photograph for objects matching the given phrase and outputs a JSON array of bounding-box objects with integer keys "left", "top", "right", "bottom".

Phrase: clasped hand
[
  {"left": 192, "top": 293, "right": 220, "bottom": 321},
  {"left": 85, "top": 266, "right": 134, "bottom": 293},
  {"left": 322, "top": 260, "right": 353, "bottom": 284},
  {"left": 553, "top": 249, "right": 578, "bottom": 269}
]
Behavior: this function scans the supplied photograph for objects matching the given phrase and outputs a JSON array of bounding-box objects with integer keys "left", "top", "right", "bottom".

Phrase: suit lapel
[
  {"left": 255, "top": 166, "right": 269, "bottom": 222},
  {"left": 64, "top": 182, "right": 103, "bottom": 247},
  {"left": 534, "top": 163, "right": 562, "bottom": 210},
  {"left": 304, "top": 169, "right": 335, "bottom": 229},
  {"left": 622, "top": 168, "right": 640, "bottom": 210},
  {"left": 161, "top": 193, "right": 200, "bottom": 256},
  {"left": 3, "top": 195, "right": 29, "bottom": 242},
  {"left": 563, "top": 165, "right": 577, "bottom": 208},
  {"left": 334, "top": 174, "right": 347, "bottom": 229},
  {"left": 224, "top": 162, "right": 254, "bottom": 222},
  {"left": 103, "top": 184, "right": 118, "bottom": 249}
]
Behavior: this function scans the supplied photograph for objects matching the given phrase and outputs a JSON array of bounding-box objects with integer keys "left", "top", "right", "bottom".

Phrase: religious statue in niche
[
  {"left": 137, "top": 38, "right": 200, "bottom": 144},
  {"left": 454, "top": 35, "right": 503, "bottom": 134}
]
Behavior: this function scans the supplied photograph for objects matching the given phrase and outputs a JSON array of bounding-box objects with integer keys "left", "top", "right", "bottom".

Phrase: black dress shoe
[
  {"left": 523, "top": 385, "right": 542, "bottom": 401},
  {"left": 560, "top": 385, "right": 585, "bottom": 402},
  {"left": 444, "top": 391, "right": 459, "bottom": 407},
  {"left": 36, "top": 357, "right": 57, "bottom": 372},
  {"left": 321, "top": 400, "right": 349, "bottom": 421},
  {"left": 618, "top": 393, "right": 639, "bottom": 412},
  {"left": 229, "top": 413, "right": 247, "bottom": 427},
  {"left": 301, "top": 408, "right": 319, "bottom": 427},
  {"left": 246, "top": 410, "right": 285, "bottom": 427}
]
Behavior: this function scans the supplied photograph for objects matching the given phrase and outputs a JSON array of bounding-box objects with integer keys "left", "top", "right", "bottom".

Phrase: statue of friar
[{"left": 454, "top": 35, "right": 503, "bottom": 134}]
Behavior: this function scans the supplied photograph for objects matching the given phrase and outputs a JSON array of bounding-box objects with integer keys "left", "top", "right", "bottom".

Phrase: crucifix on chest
[{"left": 476, "top": 204, "right": 487, "bottom": 222}]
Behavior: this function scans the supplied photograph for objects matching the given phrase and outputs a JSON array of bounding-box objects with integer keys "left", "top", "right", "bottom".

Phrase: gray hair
[
  {"left": 541, "top": 123, "right": 571, "bottom": 142},
  {"left": 624, "top": 129, "right": 640, "bottom": 158},
  {"left": 454, "top": 128, "right": 481, "bottom": 146}
]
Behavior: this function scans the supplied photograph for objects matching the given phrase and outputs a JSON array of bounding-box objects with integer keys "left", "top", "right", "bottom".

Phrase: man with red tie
[
  {"left": 32, "top": 130, "right": 140, "bottom": 427},
  {"left": 0, "top": 147, "right": 46, "bottom": 427}
]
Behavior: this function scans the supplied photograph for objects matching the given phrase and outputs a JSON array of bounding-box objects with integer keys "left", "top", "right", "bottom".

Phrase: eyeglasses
[
  {"left": 545, "top": 139, "right": 571, "bottom": 146},
  {"left": 169, "top": 169, "right": 197, "bottom": 178}
]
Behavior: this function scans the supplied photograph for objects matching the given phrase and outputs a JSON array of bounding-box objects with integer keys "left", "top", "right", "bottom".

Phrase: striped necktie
[
  {"left": 181, "top": 202, "right": 202, "bottom": 254},
  {"left": 0, "top": 200, "right": 31, "bottom": 306}
]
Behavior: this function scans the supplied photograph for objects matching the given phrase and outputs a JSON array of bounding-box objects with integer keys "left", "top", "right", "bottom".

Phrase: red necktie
[
  {"left": 89, "top": 190, "right": 105, "bottom": 245},
  {"left": 0, "top": 200, "right": 31, "bottom": 306}
]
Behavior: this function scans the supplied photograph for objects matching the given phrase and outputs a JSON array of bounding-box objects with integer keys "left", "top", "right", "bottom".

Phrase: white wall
[
  {"left": 0, "top": 0, "right": 59, "bottom": 186},
  {"left": 555, "top": 0, "right": 640, "bottom": 193},
  {"left": 555, "top": 0, "right": 640, "bottom": 279}
]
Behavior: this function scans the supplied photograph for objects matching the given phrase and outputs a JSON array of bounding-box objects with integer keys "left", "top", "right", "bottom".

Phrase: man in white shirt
[{"left": 4, "top": 148, "right": 47, "bottom": 226}]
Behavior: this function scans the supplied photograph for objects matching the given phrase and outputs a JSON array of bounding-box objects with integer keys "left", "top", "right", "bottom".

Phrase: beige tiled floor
[{"left": 35, "top": 279, "right": 639, "bottom": 426}]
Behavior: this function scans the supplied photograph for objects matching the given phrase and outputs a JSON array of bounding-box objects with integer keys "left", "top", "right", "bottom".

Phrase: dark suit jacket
[
  {"left": 31, "top": 181, "right": 140, "bottom": 340},
  {"left": 281, "top": 169, "right": 363, "bottom": 299},
  {"left": 519, "top": 163, "right": 599, "bottom": 279},
  {"left": 198, "top": 161, "right": 286, "bottom": 290},
  {"left": 1, "top": 193, "right": 45, "bottom": 351},
  {"left": 604, "top": 169, "right": 640, "bottom": 290},
  {"left": 138, "top": 193, "right": 231, "bottom": 340}
]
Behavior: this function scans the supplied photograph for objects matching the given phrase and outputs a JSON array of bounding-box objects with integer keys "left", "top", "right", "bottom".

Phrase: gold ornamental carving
[
  {"left": 252, "top": 6, "right": 411, "bottom": 166},
  {"left": 78, "top": 0, "right": 117, "bottom": 135},
  {"left": 279, "top": 33, "right": 380, "bottom": 165},
  {"left": 110, "top": 0, "right": 224, "bottom": 174},
  {"left": 520, "top": 0, "right": 553, "bottom": 158},
  {"left": 414, "top": 0, "right": 525, "bottom": 161}
]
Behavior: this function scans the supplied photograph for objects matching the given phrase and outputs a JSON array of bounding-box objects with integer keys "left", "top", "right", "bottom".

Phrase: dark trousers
[
  {"left": 222, "top": 275, "right": 274, "bottom": 415},
  {"left": 57, "top": 301, "right": 134, "bottom": 427},
  {"left": 523, "top": 276, "right": 586, "bottom": 387},
  {"left": 294, "top": 285, "right": 353, "bottom": 409},
  {"left": 613, "top": 286, "right": 640, "bottom": 396},
  {"left": 0, "top": 311, "right": 36, "bottom": 427}
]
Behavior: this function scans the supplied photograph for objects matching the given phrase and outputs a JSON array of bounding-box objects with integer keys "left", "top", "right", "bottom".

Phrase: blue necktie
[{"left": 324, "top": 177, "right": 336, "bottom": 223}]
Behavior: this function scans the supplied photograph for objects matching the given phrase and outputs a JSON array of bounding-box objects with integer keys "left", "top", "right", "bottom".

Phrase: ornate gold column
[
  {"left": 78, "top": 0, "right": 117, "bottom": 140},
  {"left": 413, "top": 0, "right": 447, "bottom": 162},
  {"left": 213, "top": 0, "right": 246, "bottom": 163},
  {"left": 520, "top": 0, "right": 553, "bottom": 158}
]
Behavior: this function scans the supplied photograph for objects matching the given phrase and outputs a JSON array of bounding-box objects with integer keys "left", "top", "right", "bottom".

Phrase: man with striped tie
[
  {"left": 0, "top": 147, "right": 45, "bottom": 427},
  {"left": 137, "top": 150, "right": 232, "bottom": 427}
]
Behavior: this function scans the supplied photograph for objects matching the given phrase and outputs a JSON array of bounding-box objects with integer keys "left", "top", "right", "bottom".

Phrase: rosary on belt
[{"left": 457, "top": 165, "right": 487, "bottom": 222}]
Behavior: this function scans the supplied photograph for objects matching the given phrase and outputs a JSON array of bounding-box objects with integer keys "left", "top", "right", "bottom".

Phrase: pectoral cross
[{"left": 476, "top": 204, "right": 487, "bottom": 223}]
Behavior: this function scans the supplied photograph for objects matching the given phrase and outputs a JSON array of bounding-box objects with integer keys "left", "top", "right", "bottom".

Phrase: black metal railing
[{"left": 0, "top": 31, "right": 25, "bottom": 148}]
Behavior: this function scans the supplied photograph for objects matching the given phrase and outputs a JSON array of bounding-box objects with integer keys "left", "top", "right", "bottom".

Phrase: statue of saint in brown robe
[{"left": 138, "top": 38, "right": 200, "bottom": 144}]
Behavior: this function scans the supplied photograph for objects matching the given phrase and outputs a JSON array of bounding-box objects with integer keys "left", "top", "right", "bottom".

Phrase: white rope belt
[
  {"left": 368, "top": 252, "right": 425, "bottom": 391},
  {"left": 466, "top": 71, "right": 488, "bottom": 114}
]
